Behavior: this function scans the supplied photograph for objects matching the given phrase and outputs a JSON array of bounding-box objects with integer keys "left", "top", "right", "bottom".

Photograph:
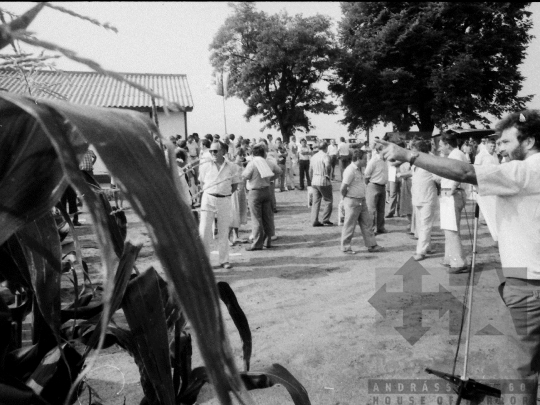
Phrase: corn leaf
[
  {"left": 0, "top": 236, "right": 31, "bottom": 292},
  {"left": 241, "top": 364, "right": 311, "bottom": 405},
  {"left": 81, "top": 240, "right": 140, "bottom": 356},
  {"left": 122, "top": 267, "right": 175, "bottom": 405},
  {"left": 0, "top": 92, "right": 248, "bottom": 405},
  {"left": 0, "top": 100, "right": 67, "bottom": 245},
  {"left": 0, "top": 2, "right": 46, "bottom": 50},
  {"left": 15, "top": 212, "right": 62, "bottom": 341},
  {"left": 218, "top": 281, "right": 252, "bottom": 372}
]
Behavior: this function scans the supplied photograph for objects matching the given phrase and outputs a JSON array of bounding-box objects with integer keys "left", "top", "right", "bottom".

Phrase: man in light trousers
[
  {"left": 198, "top": 141, "right": 239, "bottom": 270},
  {"left": 340, "top": 149, "right": 382, "bottom": 254}
]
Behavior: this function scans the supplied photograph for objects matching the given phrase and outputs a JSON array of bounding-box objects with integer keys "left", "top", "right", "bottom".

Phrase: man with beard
[{"left": 376, "top": 110, "right": 540, "bottom": 403}]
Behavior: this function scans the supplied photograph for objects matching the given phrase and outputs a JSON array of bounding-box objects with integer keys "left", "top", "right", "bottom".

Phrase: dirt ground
[{"left": 75, "top": 178, "right": 517, "bottom": 405}]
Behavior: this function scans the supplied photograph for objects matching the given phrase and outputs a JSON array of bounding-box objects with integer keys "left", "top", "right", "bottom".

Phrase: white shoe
[{"left": 271, "top": 235, "right": 278, "bottom": 241}]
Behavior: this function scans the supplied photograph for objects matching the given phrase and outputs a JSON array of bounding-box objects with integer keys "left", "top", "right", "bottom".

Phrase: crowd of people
[{"left": 170, "top": 130, "right": 508, "bottom": 272}]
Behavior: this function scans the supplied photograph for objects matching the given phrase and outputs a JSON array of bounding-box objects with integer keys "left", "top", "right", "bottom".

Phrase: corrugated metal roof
[{"left": 0, "top": 70, "right": 194, "bottom": 111}]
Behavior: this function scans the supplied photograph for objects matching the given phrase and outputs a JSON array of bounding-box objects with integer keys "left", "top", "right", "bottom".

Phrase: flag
[{"left": 214, "top": 71, "right": 229, "bottom": 97}]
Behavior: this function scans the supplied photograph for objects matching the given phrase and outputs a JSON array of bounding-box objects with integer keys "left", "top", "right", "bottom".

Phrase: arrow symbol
[{"left": 369, "top": 258, "right": 464, "bottom": 345}]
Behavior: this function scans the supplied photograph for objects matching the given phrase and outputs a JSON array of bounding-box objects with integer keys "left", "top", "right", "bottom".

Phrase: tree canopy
[
  {"left": 209, "top": 2, "right": 337, "bottom": 142},
  {"left": 330, "top": 2, "right": 534, "bottom": 134}
]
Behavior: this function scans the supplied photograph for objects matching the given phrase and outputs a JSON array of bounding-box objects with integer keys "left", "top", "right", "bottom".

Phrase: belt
[
  {"left": 441, "top": 188, "right": 462, "bottom": 190},
  {"left": 250, "top": 187, "right": 269, "bottom": 191},
  {"left": 345, "top": 196, "right": 365, "bottom": 200},
  {"left": 207, "top": 193, "right": 231, "bottom": 198},
  {"left": 371, "top": 182, "right": 385, "bottom": 187},
  {"left": 506, "top": 278, "right": 540, "bottom": 287}
]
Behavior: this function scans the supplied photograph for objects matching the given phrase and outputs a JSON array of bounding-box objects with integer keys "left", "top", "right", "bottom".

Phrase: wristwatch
[{"left": 408, "top": 150, "right": 420, "bottom": 166}]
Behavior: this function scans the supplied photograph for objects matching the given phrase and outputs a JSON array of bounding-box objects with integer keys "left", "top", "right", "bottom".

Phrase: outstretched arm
[{"left": 376, "top": 140, "right": 477, "bottom": 185}]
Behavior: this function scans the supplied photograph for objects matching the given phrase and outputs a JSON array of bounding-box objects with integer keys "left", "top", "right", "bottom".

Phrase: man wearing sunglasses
[{"left": 198, "top": 141, "right": 240, "bottom": 270}]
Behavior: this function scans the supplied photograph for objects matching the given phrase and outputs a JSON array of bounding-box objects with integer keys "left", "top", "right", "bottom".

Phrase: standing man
[
  {"left": 328, "top": 139, "right": 339, "bottom": 180},
  {"left": 266, "top": 134, "right": 277, "bottom": 159},
  {"left": 337, "top": 137, "right": 351, "bottom": 181},
  {"left": 376, "top": 109, "right": 540, "bottom": 402},
  {"left": 340, "top": 149, "right": 382, "bottom": 254},
  {"left": 438, "top": 132, "right": 470, "bottom": 272},
  {"left": 364, "top": 144, "right": 388, "bottom": 234},
  {"left": 242, "top": 143, "right": 282, "bottom": 251},
  {"left": 298, "top": 138, "right": 312, "bottom": 190},
  {"left": 310, "top": 141, "right": 334, "bottom": 227},
  {"left": 474, "top": 138, "right": 499, "bottom": 166},
  {"left": 275, "top": 138, "right": 288, "bottom": 192},
  {"left": 386, "top": 159, "right": 402, "bottom": 218},
  {"left": 79, "top": 147, "right": 97, "bottom": 177},
  {"left": 198, "top": 141, "right": 240, "bottom": 270}
]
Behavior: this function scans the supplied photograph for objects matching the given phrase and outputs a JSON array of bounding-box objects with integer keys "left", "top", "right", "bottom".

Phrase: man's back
[{"left": 311, "top": 151, "right": 330, "bottom": 186}]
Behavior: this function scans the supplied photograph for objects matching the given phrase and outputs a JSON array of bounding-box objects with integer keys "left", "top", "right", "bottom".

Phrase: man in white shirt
[
  {"left": 340, "top": 149, "right": 382, "bottom": 253},
  {"left": 266, "top": 134, "right": 277, "bottom": 159},
  {"left": 364, "top": 145, "right": 389, "bottom": 234},
  {"left": 438, "top": 133, "right": 470, "bottom": 272},
  {"left": 474, "top": 138, "right": 499, "bottom": 166},
  {"left": 198, "top": 141, "right": 240, "bottom": 270},
  {"left": 376, "top": 110, "right": 540, "bottom": 401},
  {"left": 328, "top": 139, "right": 339, "bottom": 180},
  {"left": 337, "top": 137, "right": 351, "bottom": 181},
  {"left": 309, "top": 141, "right": 333, "bottom": 226}
]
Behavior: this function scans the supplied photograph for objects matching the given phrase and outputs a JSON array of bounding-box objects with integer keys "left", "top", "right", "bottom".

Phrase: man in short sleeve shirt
[{"left": 376, "top": 110, "right": 540, "bottom": 402}]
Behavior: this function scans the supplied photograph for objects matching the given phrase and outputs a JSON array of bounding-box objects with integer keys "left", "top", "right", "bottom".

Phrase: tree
[
  {"left": 330, "top": 2, "right": 534, "bottom": 134},
  {"left": 209, "top": 2, "right": 337, "bottom": 142}
]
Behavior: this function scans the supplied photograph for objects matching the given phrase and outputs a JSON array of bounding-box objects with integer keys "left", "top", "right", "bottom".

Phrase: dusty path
[{"left": 80, "top": 181, "right": 513, "bottom": 405}]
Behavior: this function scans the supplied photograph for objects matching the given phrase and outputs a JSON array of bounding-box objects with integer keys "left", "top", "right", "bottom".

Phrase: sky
[{"left": 3, "top": 2, "right": 540, "bottom": 141}]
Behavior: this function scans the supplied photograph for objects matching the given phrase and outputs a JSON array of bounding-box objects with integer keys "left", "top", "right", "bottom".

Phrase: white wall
[{"left": 157, "top": 111, "right": 187, "bottom": 139}]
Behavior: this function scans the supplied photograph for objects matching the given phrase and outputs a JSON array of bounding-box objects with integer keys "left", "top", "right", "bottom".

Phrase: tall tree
[
  {"left": 210, "top": 2, "right": 337, "bottom": 142},
  {"left": 330, "top": 2, "right": 533, "bottom": 134}
]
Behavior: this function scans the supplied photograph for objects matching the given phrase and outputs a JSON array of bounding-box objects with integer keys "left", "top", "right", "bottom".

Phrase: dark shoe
[
  {"left": 299, "top": 187, "right": 305, "bottom": 190},
  {"left": 322, "top": 221, "right": 334, "bottom": 226},
  {"left": 385, "top": 214, "right": 394, "bottom": 218},
  {"left": 245, "top": 246, "right": 263, "bottom": 251},
  {"left": 313, "top": 222, "right": 324, "bottom": 227},
  {"left": 440, "top": 261, "right": 451, "bottom": 268},
  {"left": 72, "top": 221, "right": 83, "bottom": 226},
  {"left": 273, "top": 210, "right": 278, "bottom": 213},
  {"left": 343, "top": 249, "right": 356, "bottom": 255},
  {"left": 368, "top": 245, "right": 383, "bottom": 253},
  {"left": 448, "top": 265, "right": 470, "bottom": 274},
  {"left": 220, "top": 263, "right": 233, "bottom": 269}
]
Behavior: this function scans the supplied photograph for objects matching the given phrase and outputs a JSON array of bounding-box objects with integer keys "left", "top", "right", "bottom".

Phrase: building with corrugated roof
[{"left": 0, "top": 69, "right": 194, "bottom": 178}]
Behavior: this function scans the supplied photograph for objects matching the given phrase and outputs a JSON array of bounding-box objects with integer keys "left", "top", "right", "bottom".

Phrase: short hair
[
  {"left": 175, "top": 148, "right": 187, "bottom": 161},
  {"left": 201, "top": 139, "right": 211, "bottom": 149},
  {"left": 352, "top": 148, "right": 365, "bottom": 162},
  {"left": 210, "top": 141, "right": 222, "bottom": 150},
  {"left": 411, "top": 139, "right": 431, "bottom": 154},
  {"left": 242, "top": 138, "right": 250, "bottom": 146},
  {"left": 486, "top": 138, "right": 496, "bottom": 144},
  {"left": 192, "top": 132, "right": 199, "bottom": 138},
  {"left": 300, "top": 138, "right": 306, "bottom": 143},
  {"left": 267, "top": 134, "right": 273, "bottom": 139},
  {"left": 220, "top": 140, "right": 229, "bottom": 152},
  {"left": 340, "top": 137, "right": 345, "bottom": 142},
  {"left": 318, "top": 141, "right": 328, "bottom": 151},
  {"left": 177, "top": 140, "right": 187, "bottom": 149},
  {"left": 187, "top": 134, "right": 194, "bottom": 140},
  {"left": 441, "top": 132, "right": 459, "bottom": 148},
  {"left": 252, "top": 143, "right": 266, "bottom": 157},
  {"left": 259, "top": 138, "right": 268, "bottom": 146},
  {"left": 229, "top": 134, "right": 235, "bottom": 140},
  {"left": 213, "top": 134, "right": 221, "bottom": 140},
  {"left": 495, "top": 110, "right": 540, "bottom": 150},
  {"left": 205, "top": 134, "right": 213, "bottom": 141}
]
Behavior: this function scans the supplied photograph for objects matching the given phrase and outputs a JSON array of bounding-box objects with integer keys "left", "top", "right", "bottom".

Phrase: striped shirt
[
  {"left": 79, "top": 149, "right": 96, "bottom": 171},
  {"left": 310, "top": 151, "right": 331, "bottom": 186}
]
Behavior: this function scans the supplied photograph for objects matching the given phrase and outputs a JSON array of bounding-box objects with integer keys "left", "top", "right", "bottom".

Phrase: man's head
[
  {"left": 209, "top": 141, "right": 225, "bottom": 163},
  {"left": 252, "top": 143, "right": 266, "bottom": 158},
  {"left": 229, "top": 134, "right": 235, "bottom": 141},
  {"left": 290, "top": 135, "right": 296, "bottom": 143},
  {"left": 300, "top": 138, "right": 307, "bottom": 145},
  {"left": 201, "top": 138, "right": 211, "bottom": 150},
  {"left": 175, "top": 148, "right": 187, "bottom": 168},
  {"left": 495, "top": 110, "right": 540, "bottom": 161},
  {"left": 192, "top": 133, "right": 199, "bottom": 141},
  {"left": 205, "top": 134, "right": 213, "bottom": 141},
  {"left": 481, "top": 137, "right": 488, "bottom": 144},
  {"left": 213, "top": 134, "right": 221, "bottom": 141},
  {"left": 331, "top": 139, "right": 336, "bottom": 145},
  {"left": 177, "top": 140, "right": 187, "bottom": 149},
  {"left": 318, "top": 141, "right": 328, "bottom": 152},
  {"left": 340, "top": 137, "right": 345, "bottom": 143},
  {"left": 187, "top": 135, "right": 194, "bottom": 142},
  {"left": 267, "top": 134, "right": 273, "bottom": 141},
  {"left": 169, "top": 136, "right": 177, "bottom": 145},
  {"left": 352, "top": 149, "right": 366, "bottom": 168},
  {"left": 440, "top": 132, "right": 458, "bottom": 155},
  {"left": 276, "top": 138, "right": 282, "bottom": 147},
  {"left": 411, "top": 139, "right": 431, "bottom": 154},
  {"left": 486, "top": 138, "right": 496, "bottom": 154}
]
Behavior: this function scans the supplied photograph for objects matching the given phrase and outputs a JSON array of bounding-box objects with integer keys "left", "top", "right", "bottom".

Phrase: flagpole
[{"left": 222, "top": 93, "right": 227, "bottom": 136}]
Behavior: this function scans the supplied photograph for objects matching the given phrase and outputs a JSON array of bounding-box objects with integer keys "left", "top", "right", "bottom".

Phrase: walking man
[
  {"left": 198, "top": 141, "right": 240, "bottom": 270},
  {"left": 328, "top": 139, "right": 339, "bottom": 180},
  {"left": 364, "top": 144, "right": 388, "bottom": 234},
  {"left": 310, "top": 141, "right": 334, "bottom": 226},
  {"left": 340, "top": 149, "right": 382, "bottom": 254}
]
